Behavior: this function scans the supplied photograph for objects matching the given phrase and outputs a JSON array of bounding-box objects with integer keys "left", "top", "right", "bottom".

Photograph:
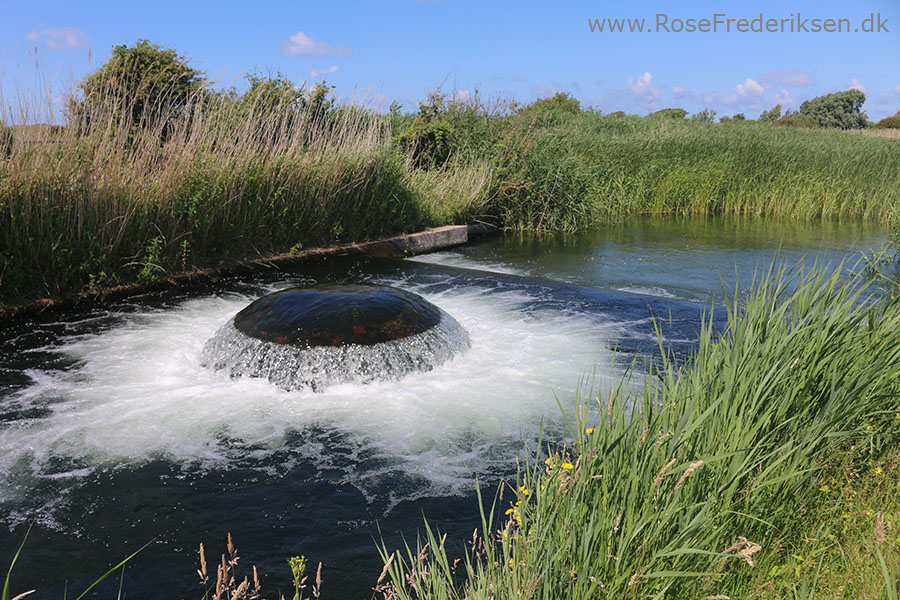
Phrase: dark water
[{"left": 0, "top": 217, "right": 888, "bottom": 599}]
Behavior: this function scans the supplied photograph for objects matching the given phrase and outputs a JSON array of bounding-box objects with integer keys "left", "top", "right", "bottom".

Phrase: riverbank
[
  {"left": 2, "top": 87, "right": 899, "bottom": 307},
  {"left": 377, "top": 266, "right": 900, "bottom": 599},
  {"left": 0, "top": 223, "right": 493, "bottom": 320}
]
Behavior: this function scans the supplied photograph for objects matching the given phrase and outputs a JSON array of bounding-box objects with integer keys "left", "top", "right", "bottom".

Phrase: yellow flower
[
  {"left": 505, "top": 507, "right": 515, "bottom": 515},
  {"left": 519, "top": 486, "right": 530, "bottom": 496},
  {"left": 876, "top": 467, "right": 884, "bottom": 476},
  {"left": 561, "top": 462, "right": 574, "bottom": 470},
  {"left": 585, "top": 428, "right": 595, "bottom": 434}
]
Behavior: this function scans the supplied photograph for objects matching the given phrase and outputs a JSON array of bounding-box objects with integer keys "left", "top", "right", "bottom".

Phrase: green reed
[{"left": 376, "top": 266, "right": 900, "bottom": 599}]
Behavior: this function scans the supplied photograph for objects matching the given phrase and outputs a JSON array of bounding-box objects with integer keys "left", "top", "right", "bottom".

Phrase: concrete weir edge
[{"left": 0, "top": 223, "right": 498, "bottom": 321}]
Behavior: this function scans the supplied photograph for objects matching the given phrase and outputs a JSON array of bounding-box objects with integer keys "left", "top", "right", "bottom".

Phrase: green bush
[
  {"left": 759, "top": 104, "right": 783, "bottom": 123},
  {"left": 800, "top": 89, "right": 868, "bottom": 129},
  {"left": 652, "top": 108, "right": 688, "bottom": 119},
  {"left": 519, "top": 92, "right": 581, "bottom": 118},
  {"left": 777, "top": 114, "right": 819, "bottom": 128},
  {"left": 691, "top": 108, "right": 717, "bottom": 123},
  {"left": 606, "top": 110, "right": 626, "bottom": 118},
  {"left": 875, "top": 115, "right": 900, "bottom": 129},
  {"left": 0, "top": 121, "right": 12, "bottom": 156},
  {"left": 70, "top": 39, "right": 207, "bottom": 135},
  {"left": 394, "top": 91, "right": 461, "bottom": 169}
]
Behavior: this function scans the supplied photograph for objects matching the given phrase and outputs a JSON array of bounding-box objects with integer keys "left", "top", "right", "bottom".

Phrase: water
[{"left": 0, "top": 217, "right": 888, "bottom": 599}]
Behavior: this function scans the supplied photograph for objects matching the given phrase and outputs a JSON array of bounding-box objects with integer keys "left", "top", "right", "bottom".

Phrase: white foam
[{"left": 0, "top": 282, "right": 621, "bottom": 504}]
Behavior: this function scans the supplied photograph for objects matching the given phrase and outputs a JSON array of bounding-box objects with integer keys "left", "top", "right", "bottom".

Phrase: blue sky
[{"left": 2, "top": 0, "right": 899, "bottom": 121}]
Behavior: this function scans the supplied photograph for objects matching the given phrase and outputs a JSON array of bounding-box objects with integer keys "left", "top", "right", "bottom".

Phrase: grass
[
  {"left": 375, "top": 266, "right": 900, "bottom": 599},
  {"left": 2, "top": 79, "right": 900, "bottom": 306}
]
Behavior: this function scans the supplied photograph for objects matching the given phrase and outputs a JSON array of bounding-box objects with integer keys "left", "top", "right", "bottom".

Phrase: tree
[
  {"left": 519, "top": 92, "right": 581, "bottom": 117},
  {"left": 652, "top": 108, "right": 688, "bottom": 119},
  {"left": 799, "top": 89, "right": 868, "bottom": 129},
  {"left": 875, "top": 114, "right": 900, "bottom": 129},
  {"left": 758, "top": 105, "right": 782, "bottom": 123},
  {"left": 71, "top": 39, "right": 206, "bottom": 131},
  {"left": 690, "top": 108, "right": 717, "bottom": 123}
]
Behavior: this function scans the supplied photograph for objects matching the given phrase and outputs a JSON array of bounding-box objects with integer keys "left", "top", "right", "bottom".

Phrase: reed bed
[
  {"left": 0, "top": 77, "right": 489, "bottom": 304},
  {"left": 377, "top": 267, "right": 900, "bottom": 599},
  {"left": 2, "top": 78, "right": 899, "bottom": 305}
]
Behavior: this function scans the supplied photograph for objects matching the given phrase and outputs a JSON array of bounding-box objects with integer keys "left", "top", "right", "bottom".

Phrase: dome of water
[{"left": 201, "top": 284, "right": 470, "bottom": 390}]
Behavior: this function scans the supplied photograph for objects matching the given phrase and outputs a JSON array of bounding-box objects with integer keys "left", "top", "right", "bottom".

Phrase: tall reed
[
  {"left": 377, "top": 266, "right": 900, "bottom": 598},
  {"left": 0, "top": 71, "right": 489, "bottom": 304}
]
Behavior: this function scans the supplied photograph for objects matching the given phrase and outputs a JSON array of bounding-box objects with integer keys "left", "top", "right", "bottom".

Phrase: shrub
[
  {"left": 519, "top": 92, "right": 581, "bottom": 118},
  {"left": 394, "top": 91, "right": 459, "bottom": 169},
  {"left": 70, "top": 39, "right": 207, "bottom": 135},
  {"left": 777, "top": 114, "right": 818, "bottom": 128},
  {"left": 690, "top": 108, "right": 717, "bottom": 123},
  {"left": 759, "top": 104, "right": 783, "bottom": 123},
  {"left": 875, "top": 115, "right": 900, "bottom": 129},
  {"left": 0, "top": 121, "right": 12, "bottom": 156},
  {"left": 799, "top": 89, "right": 868, "bottom": 129},
  {"left": 652, "top": 108, "right": 688, "bottom": 119},
  {"left": 606, "top": 110, "right": 626, "bottom": 118}
]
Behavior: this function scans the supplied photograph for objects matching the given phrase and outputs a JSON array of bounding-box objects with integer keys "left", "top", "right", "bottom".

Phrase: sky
[{"left": 2, "top": 0, "right": 899, "bottom": 121}]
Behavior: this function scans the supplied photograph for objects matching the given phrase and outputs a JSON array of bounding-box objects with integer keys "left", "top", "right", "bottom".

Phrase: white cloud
[
  {"left": 849, "top": 78, "right": 866, "bottom": 93},
  {"left": 25, "top": 27, "right": 88, "bottom": 50},
  {"left": 626, "top": 71, "right": 658, "bottom": 100},
  {"left": 721, "top": 78, "right": 766, "bottom": 106},
  {"left": 282, "top": 31, "right": 352, "bottom": 56},
  {"left": 672, "top": 86, "right": 686, "bottom": 96},
  {"left": 758, "top": 69, "right": 815, "bottom": 87},
  {"left": 771, "top": 88, "right": 798, "bottom": 108},
  {"left": 893, "top": 84, "right": 900, "bottom": 95},
  {"left": 532, "top": 83, "right": 560, "bottom": 98},
  {"left": 310, "top": 65, "right": 340, "bottom": 78},
  {"left": 451, "top": 89, "right": 472, "bottom": 102},
  {"left": 735, "top": 78, "right": 765, "bottom": 98}
]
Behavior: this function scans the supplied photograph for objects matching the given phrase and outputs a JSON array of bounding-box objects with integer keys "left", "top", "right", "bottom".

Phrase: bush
[
  {"left": 70, "top": 39, "right": 207, "bottom": 134},
  {"left": 777, "top": 114, "right": 818, "bottom": 128},
  {"left": 759, "top": 104, "right": 782, "bottom": 123},
  {"left": 690, "top": 108, "right": 717, "bottom": 123},
  {"left": 875, "top": 115, "right": 900, "bottom": 129},
  {"left": 519, "top": 93, "right": 581, "bottom": 118},
  {"left": 652, "top": 108, "right": 688, "bottom": 119},
  {"left": 394, "top": 91, "right": 460, "bottom": 169},
  {"left": 799, "top": 89, "right": 868, "bottom": 129},
  {"left": 0, "top": 121, "right": 12, "bottom": 156},
  {"left": 606, "top": 110, "right": 626, "bottom": 118}
]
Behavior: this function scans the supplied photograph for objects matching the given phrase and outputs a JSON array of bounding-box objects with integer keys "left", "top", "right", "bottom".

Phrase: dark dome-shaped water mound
[
  {"left": 233, "top": 284, "right": 444, "bottom": 348},
  {"left": 202, "top": 284, "right": 470, "bottom": 391}
]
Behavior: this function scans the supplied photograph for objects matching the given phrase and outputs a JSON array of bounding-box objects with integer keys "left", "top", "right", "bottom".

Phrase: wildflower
[
  {"left": 519, "top": 486, "right": 530, "bottom": 495},
  {"left": 585, "top": 427, "right": 595, "bottom": 434},
  {"left": 505, "top": 507, "right": 515, "bottom": 515},
  {"left": 561, "top": 462, "right": 574, "bottom": 470},
  {"left": 876, "top": 467, "right": 884, "bottom": 476}
]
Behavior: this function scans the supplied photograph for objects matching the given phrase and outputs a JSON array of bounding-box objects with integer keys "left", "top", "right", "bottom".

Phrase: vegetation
[
  {"left": 800, "top": 89, "right": 869, "bottom": 130},
  {"left": 376, "top": 267, "right": 900, "bottom": 599},
  {"left": 70, "top": 39, "right": 206, "bottom": 138},
  {"left": 652, "top": 108, "right": 688, "bottom": 119},
  {"left": 759, "top": 104, "right": 782, "bottom": 123},
  {"left": 690, "top": 108, "right": 717, "bottom": 123},
  {"left": 2, "top": 42, "right": 900, "bottom": 308},
  {"left": 876, "top": 113, "right": 900, "bottom": 130}
]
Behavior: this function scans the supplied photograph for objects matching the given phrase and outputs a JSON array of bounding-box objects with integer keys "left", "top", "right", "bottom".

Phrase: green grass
[
  {"left": 3, "top": 83, "right": 900, "bottom": 307},
  {"left": 376, "top": 266, "right": 900, "bottom": 599}
]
